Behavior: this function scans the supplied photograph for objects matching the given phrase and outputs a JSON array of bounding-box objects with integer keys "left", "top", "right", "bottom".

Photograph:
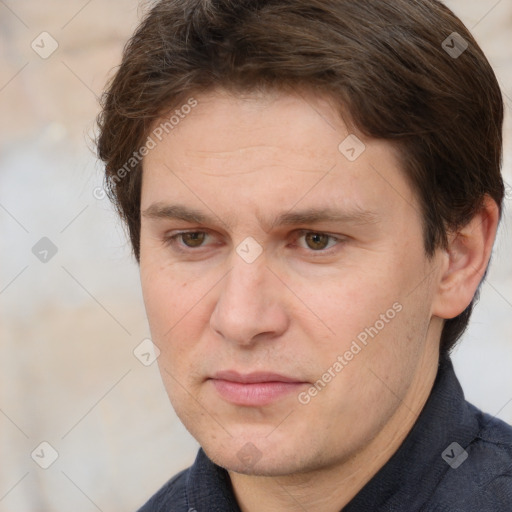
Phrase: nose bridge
[
  {"left": 210, "top": 252, "right": 287, "bottom": 344},
  {"left": 228, "top": 252, "right": 265, "bottom": 292},
  {"left": 221, "top": 254, "right": 269, "bottom": 319}
]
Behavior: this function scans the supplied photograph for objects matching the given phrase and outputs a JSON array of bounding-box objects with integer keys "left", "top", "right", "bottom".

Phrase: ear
[{"left": 432, "top": 195, "right": 500, "bottom": 320}]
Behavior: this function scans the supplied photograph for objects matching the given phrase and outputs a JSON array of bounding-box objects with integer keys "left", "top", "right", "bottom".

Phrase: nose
[{"left": 209, "top": 254, "right": 289, "bottom": 347}]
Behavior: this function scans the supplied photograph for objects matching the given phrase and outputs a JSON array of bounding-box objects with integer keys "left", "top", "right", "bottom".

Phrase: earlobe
[{"left": 432, "top": 195, "right": 500, "bottom": 320}]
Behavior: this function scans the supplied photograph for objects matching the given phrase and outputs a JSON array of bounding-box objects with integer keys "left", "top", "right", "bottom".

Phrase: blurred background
[{"left": 0, "top": 1, "right": 511, "bottom": 510}]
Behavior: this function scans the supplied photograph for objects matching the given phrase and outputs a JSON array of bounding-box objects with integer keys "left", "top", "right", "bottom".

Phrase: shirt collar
[
  {"left": 343, "top": 355, "right": 480, "bottom": 510},
  {"left": 186, "top": 447, "right": 242, "bottom": 512}
]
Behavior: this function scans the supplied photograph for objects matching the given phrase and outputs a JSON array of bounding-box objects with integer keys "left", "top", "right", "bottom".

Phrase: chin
[
  {"left": 201, "top": 436, "right": 322, "bottom": 477},
  {"left": 207, "top": 450, "right": 296, "bottom": 476}
]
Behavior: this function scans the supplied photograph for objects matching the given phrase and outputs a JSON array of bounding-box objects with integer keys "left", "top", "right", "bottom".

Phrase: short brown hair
[{"left": 96, "top": 0, "right": 504, "bottom": 356}]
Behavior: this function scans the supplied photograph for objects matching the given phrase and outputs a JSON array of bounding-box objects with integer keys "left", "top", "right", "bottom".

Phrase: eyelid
[
  {"left": 164, "top": 228, "right": 344, "bottom": 254},
  {"left": 291, "top": 229, "right": 343, "bottom": 252},
  {"left": 163, "top": 229, "right": 214, "bottom": 252}
]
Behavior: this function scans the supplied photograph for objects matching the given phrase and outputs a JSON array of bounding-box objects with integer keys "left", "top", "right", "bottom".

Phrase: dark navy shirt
[{"left": 137, "top": 356, "right": 512, "bottom": 511}]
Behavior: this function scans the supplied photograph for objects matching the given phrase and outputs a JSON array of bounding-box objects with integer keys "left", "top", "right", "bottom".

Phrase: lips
[{"left": 209, "top": 370, "right": 307, "bottom": 406}]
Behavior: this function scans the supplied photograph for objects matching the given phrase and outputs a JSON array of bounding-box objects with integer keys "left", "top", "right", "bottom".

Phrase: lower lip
[{"left": 211, "top": 379, "right": 305, "bottom": 406}]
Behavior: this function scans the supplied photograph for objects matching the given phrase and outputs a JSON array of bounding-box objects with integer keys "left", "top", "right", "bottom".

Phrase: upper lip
[{"left": 211, "top": 370, "right": 305, "bottom": 384}]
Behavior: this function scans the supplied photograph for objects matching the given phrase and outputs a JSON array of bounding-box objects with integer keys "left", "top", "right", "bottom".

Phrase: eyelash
[{"left": 162, "top": 230, "right": 343, "bottom": 255}]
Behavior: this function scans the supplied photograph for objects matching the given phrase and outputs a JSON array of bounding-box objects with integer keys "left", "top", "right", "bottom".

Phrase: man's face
[{"left": 139, "top": 89, "right": 444, "bottom": 476}]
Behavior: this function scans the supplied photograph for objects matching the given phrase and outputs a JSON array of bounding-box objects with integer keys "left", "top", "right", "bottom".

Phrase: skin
[{"left": 139, "top": 88, "right": 499, "bottom": 512}]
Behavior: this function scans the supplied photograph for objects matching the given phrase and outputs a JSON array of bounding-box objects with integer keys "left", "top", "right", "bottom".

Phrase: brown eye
[
  {"left": 304, "top": 232, "right": 331, "bottom": 251},
  {"left": 180, "top": 232, "right": 206, "bottom": 247}
]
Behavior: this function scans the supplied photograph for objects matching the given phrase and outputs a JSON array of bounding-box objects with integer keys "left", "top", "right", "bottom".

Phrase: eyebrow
[{"left": 141, "top": 203, "right": 380, "bottom": 230}]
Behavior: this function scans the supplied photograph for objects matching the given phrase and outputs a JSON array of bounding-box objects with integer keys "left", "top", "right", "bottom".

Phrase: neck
[{"left": 228, "top": 347, "right": 440, "bottom": 512}]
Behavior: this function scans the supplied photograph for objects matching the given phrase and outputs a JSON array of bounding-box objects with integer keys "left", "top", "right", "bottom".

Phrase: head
[{"left": 97, "top": 0, "right": 504, "bottom": 476}]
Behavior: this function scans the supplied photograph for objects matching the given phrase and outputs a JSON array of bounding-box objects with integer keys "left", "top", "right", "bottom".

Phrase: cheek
[
  {"left": 297, "top": 252, "right": 432, "bottom": 376},
  {"left": 315, "top": 297, "right": 430, "bottom": 424},
  {"left": 141, "top": 265, "right": 187, "bottom": 348},
  {"left": 295, "top": 271, "right": 399, "bottom": 341},
  {"left": 140, "top": 261, "right": 216, "bottom": 371},
  {"left": 141, "top": 248, "right": 198, "bottom": 324}
]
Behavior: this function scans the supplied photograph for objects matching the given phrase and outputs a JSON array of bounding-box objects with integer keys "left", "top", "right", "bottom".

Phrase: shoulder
[
  {"left": 429, "top": 405, "right": 512, "bottom": 512},
  {"left": 136, "top": 468, "right": 190, "bottom": 512}
]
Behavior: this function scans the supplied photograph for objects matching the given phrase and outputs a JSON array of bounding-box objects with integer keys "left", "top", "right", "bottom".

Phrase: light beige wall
[{"left": 0, "top": 1, "right": 510, "bottom": 510}]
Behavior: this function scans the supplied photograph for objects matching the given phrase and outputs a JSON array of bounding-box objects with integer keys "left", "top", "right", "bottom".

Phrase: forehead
[{"left": 141, "top": 88, "right": 419, "bottom": 227}]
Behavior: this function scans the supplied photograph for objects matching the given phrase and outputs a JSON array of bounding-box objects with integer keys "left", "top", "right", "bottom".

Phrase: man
[{"left": 96, "top": 0, "right": 512, "bottom": 510}]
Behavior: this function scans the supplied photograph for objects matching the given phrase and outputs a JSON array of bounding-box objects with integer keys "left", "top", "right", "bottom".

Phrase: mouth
[{"left": 209, "top": 370, "right": 308, "bottom": 406}]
